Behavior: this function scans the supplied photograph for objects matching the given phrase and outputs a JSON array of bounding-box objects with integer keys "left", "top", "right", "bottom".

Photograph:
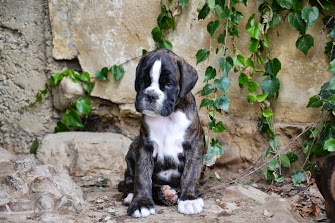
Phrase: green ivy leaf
[
  {"left": 301, "top": 6, "right": 319, "bottom": 29},
  {"left": 288, "top": 13, "right": 306, "bottom": 34},
  {"left": 81, "top": 72, "right": 91, "bottom": 82},
  {"left": 246, "top": 14, "right": 255, "bottom": 30},
  {"left": 234, "top": 54, "right": 246, "bottom": 68},
  {"left": 247, "top": 23, "right": 261, "bottom": 39},
  {"left": 261, "top": 77, "right": 280, "bottom": 101},
  {"left": 238, "top": 73, "right": 249, "bottom": 88},
  {"left": 214, "top": 76, "right": 231, "bottom": 93},
  {"left": 275, "top": 0, "right": 291, "bottom": 9},
  {"left": 326, "top": 95, "right": 335, "bottom": 105},
  {"left": 95, "top": 67, "right": 109, "bottom": 81},
  {"left": 218, "top": 56, "right": 234, "bottom": 76},
  {"left": 199, "top": 84, "right": 214, "bottom": 96},
  {"left": 207, "top": 0, "right": 215, "bottom": 10},
  {"left": 54, "top": 121, "right": 69, "bottom": 133},
  {"left": 268, "top": 159, "right": 279, "bottom": 171},
  {"left": 50, "top": 73, "right": 64, "bottom": 86},
  {"left": 280, "top": 154, "right": 291, "bottom": 168},
  {"left": 256, "top": 53, "right": 264, "bottom": 65},
  {"left": 198, "top": 3, "right": 210, "bottom": 20},
  {"left": 30, "top": 138, "right": 39, "bottom": 155},
  {"left": 265, "top": 58, "right": 281, "bottom": 77},
  {"left": 217, "top": 33, "right": 226, "bottom": 44},
  {"left": 157, "top": 39, "right": 173, "bottom": 51},
  {"left": 35, "top": 92, "right": 42, "bottom": 102},
  {"left": 204, "top": 66, "right": 216, "bottom": 82},
  {"left": 269, "top": 13, "right": 282, "bottom": 29},
  {"left": 256, "top": 93, "right": 268, "bottom": 102},
  {"left": 63, "top": 108, "right": 84, "bottom": 129},
  {"left": 264, "top": 168, "right": 276, "bottom": 182},
  {"left": 262, "top": 108, "right": 273, "bottom": 118},
  {"left": 82, "top": 82, "right": 95, "bottom": 95},
  {"left": 196, "top": 49, "right": 210, "bottom": 65},
  {"left": 214, "top": 5, "right": 223, "bottom": 17},
  {"left": 275, "top": 176, "right": 285, "bottom": 183},
  {"left": 291, "top": 170, "right": 306, "bottom": 185},
  {"left": 247, "top": 81, "right": 259, "bottom": 92},
  {"left": 230, "top": 11, "right": 244, "bottom": 24},
  {"left": 329, "top": 58, "right": 335, "bottom": 73},
  {"left": 200, "top": 98, "right": 215, "bottom": 108},
  {"left": 208, "top": 144, "right": 223, "bottom": 156},
  {"left": 324, "top": 138, "right": 335, "bottom": 152},
  {"left": 240, "top": 0, "right": 247, "bottom": 6},
  {"left": 306, "top": 95, "right": 323, "bottom": 108},
  {"left": 152, "top": 27, "right": 163, "bottom": 42},
  {"left": 228, "top": 24, "right": 239, "bottom": 37},
  {"left": 215, "top": 95, "right": 230, "bottom": 113},
  {"left": 179, "top": 0, "right": 189, "bottom": 8},
  {"left": 328, "top": 28, "right": 335, "bottom": 39},
  {"left": 246, "top": 57, "right": 255, "bottom": 69},
  {"left": 247, "top": 93, "right": 256, "bottom": 103},
  {"left": 296, "top": 34, "right": 314, "bottom": 55},
  {"left": 248, "top": 39, "right": 259, "bottom": 53},
  {"left": 111, "top": 65, "right": 125, "bottom": 81},
  {"left": 207, "top": 20, "right": 220, "bottom": 37},
  {"left": 220, "top": 7, "right": 231, "bottom": 19},
  {"left": 68, "top": 69, "right": 81, "bottom": 83},
  {"left": 210, "top": 120, "right": 227, "bottom": 133},
  {"left": 286, "top": 152, "right": 298, "bottom": 164},
  {"left": 76, "top": 98, "right": 91, "bottom": 114},
  {"left": 166, "top": 17, "right": 175, "bottom": 29}
]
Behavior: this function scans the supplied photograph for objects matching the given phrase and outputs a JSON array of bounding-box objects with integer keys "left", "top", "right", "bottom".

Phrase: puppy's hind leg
[{"left": 153, "top": 185, "right": 179, "bottom": 206}]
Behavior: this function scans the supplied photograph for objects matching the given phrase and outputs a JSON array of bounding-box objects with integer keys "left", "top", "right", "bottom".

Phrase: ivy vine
[{"left": 194, "top": 0, "right": 335, "bottom": 184}]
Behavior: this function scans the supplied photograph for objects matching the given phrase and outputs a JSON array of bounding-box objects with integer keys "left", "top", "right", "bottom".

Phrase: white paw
[
  {"left": 178, "top": 198, "right": 204, "bottom": 214},
  {"left": 123, "top": 193, "right": 133, "bottom": 205},
  {"left": 132, "top": 207, "right": 156, "bottom": 218}
]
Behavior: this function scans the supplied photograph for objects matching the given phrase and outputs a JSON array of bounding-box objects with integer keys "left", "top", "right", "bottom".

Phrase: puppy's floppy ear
[
  {"left": 177, "top": 58, "right": 198, "bottom": 98},
  {"left": 134, "top": 55, "right": 147, "bottom": 92}
]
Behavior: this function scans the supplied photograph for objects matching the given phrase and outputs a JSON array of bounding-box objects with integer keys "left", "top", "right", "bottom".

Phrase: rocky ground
[{"left": 0, "top": 133, "right": 328, "bottom": 223}]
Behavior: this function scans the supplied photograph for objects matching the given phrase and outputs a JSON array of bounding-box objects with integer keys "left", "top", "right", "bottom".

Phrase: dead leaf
[{"left": 311, "top": 202, "right": 321, "bottom": 217}]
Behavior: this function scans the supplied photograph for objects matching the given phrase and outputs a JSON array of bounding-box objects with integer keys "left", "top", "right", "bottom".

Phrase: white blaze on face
[{"left": 142, "top": 59, "right": 166, "bottom": 116}]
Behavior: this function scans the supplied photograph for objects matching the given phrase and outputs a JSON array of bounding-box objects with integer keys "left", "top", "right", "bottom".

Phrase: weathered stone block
[{"left": 37, "top": 132, "right": 131, "bottom": 177}]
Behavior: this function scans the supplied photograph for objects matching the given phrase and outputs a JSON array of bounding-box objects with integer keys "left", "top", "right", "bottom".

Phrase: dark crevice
[{"left": 56, "top": 58, "right": 83, "bottom": 73}]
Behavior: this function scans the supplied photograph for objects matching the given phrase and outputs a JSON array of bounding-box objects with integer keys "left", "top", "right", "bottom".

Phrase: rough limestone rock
[
  {"left": 37, "top": 132, "right": 131, "bottom": 178},
  {"left": 52, "top": 76, "right": 86, "bottom": 111},
  {"left": 0, "top": 154, "right": 84, "bottom": 215}
]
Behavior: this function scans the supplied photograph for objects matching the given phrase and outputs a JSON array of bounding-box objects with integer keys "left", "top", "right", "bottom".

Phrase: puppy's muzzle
[{"left": 144, "top": 91, "right": 159, "bottom": 104}]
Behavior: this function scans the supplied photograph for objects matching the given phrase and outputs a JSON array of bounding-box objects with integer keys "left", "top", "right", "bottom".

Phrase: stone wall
[{"left": 0, "top": 0, "right": 332, "bottom": 165}]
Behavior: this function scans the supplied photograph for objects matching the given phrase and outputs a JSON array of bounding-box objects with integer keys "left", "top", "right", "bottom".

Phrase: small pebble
[{"left": 81, "top": 176, "right": 93, "bottom": 181}]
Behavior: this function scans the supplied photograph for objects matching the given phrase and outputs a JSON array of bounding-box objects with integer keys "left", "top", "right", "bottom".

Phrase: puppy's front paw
[
  {"left": 127, "top": 197, "right": 155, "bottom": 218},
  {"left": 178, "top": 198, "right": 204, "bottom": 214}
]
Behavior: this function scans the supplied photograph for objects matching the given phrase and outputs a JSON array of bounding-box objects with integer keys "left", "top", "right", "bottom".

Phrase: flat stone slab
[{"left": 37, "top": 132, "right": 132, "bottom": 179}]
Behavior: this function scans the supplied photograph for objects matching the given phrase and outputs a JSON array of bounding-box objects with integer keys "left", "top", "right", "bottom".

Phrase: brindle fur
[
  {"left": 314, "top": 155, "right": 335, "bottom": 222},
  {"left": 118, "top": 49, "right": 206, "bottom": 216}
]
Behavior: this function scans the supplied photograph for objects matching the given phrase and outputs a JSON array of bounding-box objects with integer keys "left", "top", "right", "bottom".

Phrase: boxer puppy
[
  {"left": 314, "top": 155, "right": 335, "bottom": 222},
  {"left": 118, "top": 48, "right": 206, "bottom": 218}
]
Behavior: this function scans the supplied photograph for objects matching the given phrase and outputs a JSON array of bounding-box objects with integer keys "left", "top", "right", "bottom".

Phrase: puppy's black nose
[{"left": 145, "top": 93, "right": 158, "bottom": 103}]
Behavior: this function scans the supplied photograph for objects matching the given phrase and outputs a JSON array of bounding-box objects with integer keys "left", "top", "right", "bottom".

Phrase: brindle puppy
[{"left": 118, "top": 49, "right": 206, "bottom": 218}]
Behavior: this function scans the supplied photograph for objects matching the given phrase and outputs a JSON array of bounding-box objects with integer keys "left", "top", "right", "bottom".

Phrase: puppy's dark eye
[{"left": 165, "top": 82, "right": 172, "bottom": 87}]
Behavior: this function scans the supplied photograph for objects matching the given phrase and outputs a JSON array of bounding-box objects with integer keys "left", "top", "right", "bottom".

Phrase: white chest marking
[{"left": 145, "top": 111, "right": 191, "bottom": 162}]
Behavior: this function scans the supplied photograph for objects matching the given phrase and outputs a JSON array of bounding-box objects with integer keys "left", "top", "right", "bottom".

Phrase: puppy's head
[{"left": 134, "top": 48, "right": 198, "bottom": 117}]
